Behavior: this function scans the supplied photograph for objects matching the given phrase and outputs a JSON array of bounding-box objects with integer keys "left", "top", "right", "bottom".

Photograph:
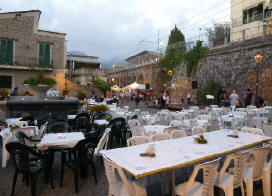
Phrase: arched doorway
[
  {"left": 138, "top": 74, "right": 144, "bottom": 84},
  {"left": 154, "top": 70, "right": 166, "bottom": 96}
]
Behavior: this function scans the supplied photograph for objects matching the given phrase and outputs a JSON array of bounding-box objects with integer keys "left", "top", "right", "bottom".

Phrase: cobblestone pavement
[{"left": 0, "top": 100, "right": 265, "bottom": 196}]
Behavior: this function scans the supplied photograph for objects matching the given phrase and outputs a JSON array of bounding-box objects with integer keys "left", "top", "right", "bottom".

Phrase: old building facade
[
  {"left": 231, "top": 0, "right": 272, "bottom": 42},
  {"left": 0, "top": 10, "right": 66, "bottom": 94}
]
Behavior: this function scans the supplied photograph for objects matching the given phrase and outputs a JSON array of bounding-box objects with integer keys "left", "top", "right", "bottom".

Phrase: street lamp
[
  {"left": 167, "top": 70, "right": 173, "bottom": 76},
  {"left": 64, "top": 69, "right": 68, "bottom": 90},
  {"left": 254, "top": 54, "right": 263, "bottom": 106},
  {"left": 111, "top": 78, "right": 115, "bottom": 83}
]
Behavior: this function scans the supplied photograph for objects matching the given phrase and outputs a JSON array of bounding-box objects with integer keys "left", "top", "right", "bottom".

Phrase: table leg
[{"left": 171, "top": 169, "right": 175, "bottom": 196}]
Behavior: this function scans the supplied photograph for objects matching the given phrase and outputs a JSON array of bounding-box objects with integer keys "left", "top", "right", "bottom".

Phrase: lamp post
[
  {"left": 64, "top": 69, "right": 68, "bottom": 90},
  {"left": 254, "top": 54, "right": 263, "bottom": 106}
]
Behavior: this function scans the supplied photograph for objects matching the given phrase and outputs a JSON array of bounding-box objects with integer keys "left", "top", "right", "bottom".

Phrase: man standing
[
  {"left": 187, "top": 93, "right": 191, "bottom": 105},
  {"left": 244, "top": 89, "right": 253, "bottom": 107},
  {"left": 229, "top": 90, "right": 239, "bottom": 111},
  {"left": 180, "top": 92, "right": 184, "bottom": 104}
]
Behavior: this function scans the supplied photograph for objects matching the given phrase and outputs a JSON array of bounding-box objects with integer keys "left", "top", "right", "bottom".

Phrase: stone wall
[{"left": 170, "top": 35, "right": 272, "bottom": 105}]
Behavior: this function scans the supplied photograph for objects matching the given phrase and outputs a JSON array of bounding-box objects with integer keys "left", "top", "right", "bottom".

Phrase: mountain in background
[{"left": 69, "top": 50, "right": 88, "bottom": 56}]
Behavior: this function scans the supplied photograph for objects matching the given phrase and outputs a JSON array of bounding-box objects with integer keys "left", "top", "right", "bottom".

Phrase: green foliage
[
  {"left": 91, "top": 77, "right": 111, "bottom": 95},
  {"left": 77, "top": 91, "right": 87, "bottom": 100},
  {"left": 168, "top": 25, "right": 185, "bottom": 45},
  {"left": 0, "top": 88, "right": 9, "bottom": 100},
  {"left": 159, "top": 25, "right": 185, "bottom": 78},
  {"left": 23, "top": 75, "right": 56, "bottom": 86},
  {"left": 196, "top": 80, "right": 221, "bottom": 105},
  {"left": 185, "top": 41, "right": 208, "bottom": 76},
  {"left": 89, "top": 105, "right": 109, "bottom": 113},
  {"left": 206, "top": 23, "right": 228, "bottom": 46},
  {"left": 62, "top": 89, "right": 69, "bottom": 95}
]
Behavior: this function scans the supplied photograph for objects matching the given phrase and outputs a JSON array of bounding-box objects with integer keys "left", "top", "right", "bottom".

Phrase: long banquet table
[{"left": 102, "top": 129, "right": 271, "bottom": 195}]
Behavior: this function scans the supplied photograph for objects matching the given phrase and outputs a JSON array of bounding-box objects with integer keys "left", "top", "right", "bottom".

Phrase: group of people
[
  {"left": 180, "top": 92, "right": 191, "bottom": 105},
  {"left": 217, "top": 87, "right": 255, "bottom": 108}
]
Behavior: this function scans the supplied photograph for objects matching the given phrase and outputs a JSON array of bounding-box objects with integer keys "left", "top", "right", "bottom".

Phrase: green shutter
[
  {"left": 39, "top": 43, "right": 50, "bottom": 67},
  {"left": 45, "top": 44, "right": 50, "bottom": 66},
  {"left": 0, "top": 40, "right": 7, "bottom": 64},
  {"left": 7, "top": 40, "right": 13, "bottom": 65}
]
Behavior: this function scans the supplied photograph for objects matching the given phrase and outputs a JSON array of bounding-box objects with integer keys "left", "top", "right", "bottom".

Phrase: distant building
[
  {"left": 231, "top": 0, "right": 272, "bottom": 42},
  {"left": 66, "top": 53, "right": 106, "bottom": 85},
  {"left": 125, "top": 50, "right": 161, "bottom": 67},
  {"left": 0, "top": 10, "right": 66, "bottom": 93}
]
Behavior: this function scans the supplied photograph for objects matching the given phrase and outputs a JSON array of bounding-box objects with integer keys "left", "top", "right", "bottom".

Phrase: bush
[
  {"left": 0, "top": 88, "right": 9, "bottom": 100},
  {"left": 62, "top": 89, "right": 69, "bottom": 96},
  {"left": 89, "top": 105, "right": 109, "bottom": 113},
  {"left": 23, "top": 75, "right": 56, "bottom": 86},
  {"left": 77, "top": 91, "right": 87, "bottom": 100},
  {"left": 196, "top": 80, "right": 221, "bottom": 105}
]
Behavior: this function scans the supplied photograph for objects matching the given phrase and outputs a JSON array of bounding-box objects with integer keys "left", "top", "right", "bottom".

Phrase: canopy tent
[
  {"left": 111, "top": 85, "right": 121, "bottom": 91},
  {"left": 123, "top": 82, "right": 145, "bottom": 90}
]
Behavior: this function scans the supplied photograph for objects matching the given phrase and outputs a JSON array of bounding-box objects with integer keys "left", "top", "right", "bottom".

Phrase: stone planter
[{"left": 29, "top": 84, "right": 54, "bottom": 98}]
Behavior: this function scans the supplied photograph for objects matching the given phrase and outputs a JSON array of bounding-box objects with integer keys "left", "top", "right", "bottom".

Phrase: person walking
[
  {"left": 244, "top": 89, "right": 253, "bottom": 107},
  {"left": 229, "top": 90, "right": 239, "bottom": 111},
  {"left": 180, "top": 92, "right": 184, "bottom": 104},
  {"left": 11, "top": 87, "right": 19, "bottom": 96},
  {"left": 187, "top": 93, "right": 191, "bottom": 105}
]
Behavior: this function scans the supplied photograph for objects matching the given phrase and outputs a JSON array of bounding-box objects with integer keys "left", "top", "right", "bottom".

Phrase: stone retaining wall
[{"left": 170, "top": 35, "right": 272, "bottom": 105}]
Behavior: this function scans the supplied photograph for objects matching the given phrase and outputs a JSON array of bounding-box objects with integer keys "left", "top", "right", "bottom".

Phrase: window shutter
[
  {"left": 7, "top": 40, "right": 13, "bottom": 65},
  {"left": 45, "top": 44, "right": 50, "bottom": 65},
  {"left": 39, "top": 43, "right": 45, "bottom": 66},
  {"left": 0, "top": 40, "right": 7, "bottom": 64}
]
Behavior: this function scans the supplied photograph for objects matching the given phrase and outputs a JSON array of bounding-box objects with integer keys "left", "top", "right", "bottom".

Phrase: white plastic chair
[
  {"left": 210, "top": 105, "right": 218, "bottom": 109},
  {"left": 192, "top": 126, "right": 205, "bottom": 135},
  {"left": 95, "top": 128, "right": 111, "bottom": 156},
  {"left": 171, "top": 130, "right": 187, "bottom": 139},
  {"left": 176, "top": 158, "right": 220, "bottom": 196},
  {"left": 236, "top": 108, "right": 246, "bottom": 112},
  {"left": 169, "top": 120, "right": 183, "bottom": 127},
  {"left": 155, "top": 113, "right": 170, "bottom": 125},
  {"left": 151, "top": 133, "right": 170, "bottom": 142},
  {"left": 252, "top": 117, "right": 264, "bottom": 130},
  {"left": 196, "top": 115, "right": 210, "bottom": 120},
  {"left": 263, "top": 123, "right": 272, "bottom": 137},
  {"left": 38, "top": 122, "right": 48, "bottom": 138},
  {"left": 247, "top": 105, "right": 256, "bottom": 110},
  {"left": 123, "top": 106, "right": 129, "bottom": 112},
  {"left": 215, "top": 152, "right": 249, "bottom": 196},
  {"left": 130, "top": 126, "right": 145, "bottom": 137},
  {"left": 241, "top": 127, "right": 264, "bottom": 136},
  {"left": 127, "top": 136, "right": 150, "bottom": 146},
  {"left": 127, "top": 119, "right": 141, "bottom": 129},
  {"left": 140, "top": 111, "right": 149, "bottom": 116},
  {"left": 243, "top": 147, "right": 271, "bottom": 196},
  {"left": 163, "top": 127, "right": 178, "bottom": 135},
  {"left": 103, "top": 156, "right": 147, "bottom": 196}
]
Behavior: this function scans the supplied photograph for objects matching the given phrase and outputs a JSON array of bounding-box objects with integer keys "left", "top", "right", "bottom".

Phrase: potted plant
[
  {"left": 23, "top": 75, "right": 57, "bottom": 98},
  {"left": 77, "top": 91, "right": 87, "bottom": 100},
  {"left": 89, "top": 105, "right": 109, "bottom": 114},
  {"left": 0, "top": 88, "right": 9, "bottom": 100},
  {"left": 62, "top": 89, "right": 69, "bottom": 97}
]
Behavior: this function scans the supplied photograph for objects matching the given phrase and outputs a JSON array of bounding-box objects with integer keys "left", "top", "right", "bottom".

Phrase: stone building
[
  {"left": 66, "top": 53, "right": 106, "bottom": 85},
  {"left": 0, "top": 10, "right": 67, "bottom": 94},
  {"left": 231, "top": 0, "right": 272, "bottom": 42}
]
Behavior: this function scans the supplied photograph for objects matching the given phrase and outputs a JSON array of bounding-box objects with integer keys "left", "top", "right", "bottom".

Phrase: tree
[
  {"left": 159, "top": 25, "right": 185, "bottom": 78},
  {"left": 185, "top": 40, "right": 208, "bottom": 76},
  {"left": 206, "top": 23, "right": 228, "bottom": 46},
  {"left": 90, "top": 77, "right": 111, "bottom": 96},
  {"left": 168, "top": 25, "right": 185, "bottom": 45}
]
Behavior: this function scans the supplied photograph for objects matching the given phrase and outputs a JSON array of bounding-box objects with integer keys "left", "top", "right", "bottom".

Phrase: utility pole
[{"left": 157, "top": 30, "right": 160, "bottom": 62}]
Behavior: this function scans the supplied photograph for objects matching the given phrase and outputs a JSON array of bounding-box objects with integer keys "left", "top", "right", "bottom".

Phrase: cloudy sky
[{"left": 2, "top": 0, "right": 230, "bottom": 67}]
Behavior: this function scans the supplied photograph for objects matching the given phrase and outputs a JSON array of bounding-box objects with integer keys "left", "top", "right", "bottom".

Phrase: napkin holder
[{"left": 140, "top": 146, "right": 156, "bottom": 157}]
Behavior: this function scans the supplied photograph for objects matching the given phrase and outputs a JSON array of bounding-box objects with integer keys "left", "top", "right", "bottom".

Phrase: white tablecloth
[
  {"left": 101, "top": 129, "right": 271, "bottom": 177},
  {"left": 94, "top": 119, "right": 109, "bottom": 126},
  {"left": 37, "top": 132, "right": 85, "bottom": 150},
  {"left": 221, "top": 115, "right": 245, "bottom": 124},
  {"left": 67, "top": 115, "right": 77, "bottom": 120},
  {"left": 183, "top": 119, "right": 209, "bottom": 128},
  {"left": 0, "top": 126, "right": 39, "bottom": 167}
]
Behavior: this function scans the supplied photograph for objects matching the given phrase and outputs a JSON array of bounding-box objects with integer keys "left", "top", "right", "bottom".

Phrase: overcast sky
[{"left": 2, "top": 0, "right": 230, "bottom": 67}]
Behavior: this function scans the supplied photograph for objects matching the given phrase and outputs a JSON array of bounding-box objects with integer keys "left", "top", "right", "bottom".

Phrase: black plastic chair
[
  {"left": 17, "top": 131, "right": 41, "bottom": 150},
  {"left": 108, "top": 117, "right": 127, "bottom": 148},
  {"left": 20, "top": 116, "right": 35, "bottom": 126},
  {"left": 59, "top": 138, "right": 97, "bottom": 193},
  {"left": 6, "top": 142, "right": 54, "bottom": 196},
  {"left": 73, "top": 113, "right": 91, "bottom": 133}
]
